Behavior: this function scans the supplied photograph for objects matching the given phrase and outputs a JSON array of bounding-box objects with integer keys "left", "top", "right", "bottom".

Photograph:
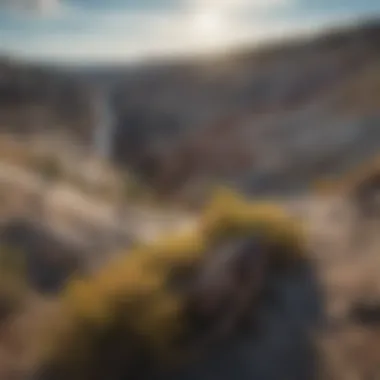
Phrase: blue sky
[{"left": 0, "top": 0, "right": 379, "bottom": 64}]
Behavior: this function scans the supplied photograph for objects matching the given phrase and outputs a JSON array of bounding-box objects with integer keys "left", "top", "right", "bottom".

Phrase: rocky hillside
[
  {"left": 1, "top": 19, "right": 380, "bottom": 202},
  {"left": 0, "top": 58, "right": 94, "bottom": 144},
  {"left": 1, "top": 185, "right": 380, "bottom": 380},
  {"left": 109, "top": 19, "right": 380, "bottom": 200}
]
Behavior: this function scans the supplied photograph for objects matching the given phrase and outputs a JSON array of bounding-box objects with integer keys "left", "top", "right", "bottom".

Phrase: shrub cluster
[{"left": 35, "top": 187, "right": 307, "bottom": 380}]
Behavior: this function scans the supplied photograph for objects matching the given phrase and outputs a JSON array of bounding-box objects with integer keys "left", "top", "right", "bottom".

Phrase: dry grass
[
  {"left": 0, "top": 245, "right": 28, "bottom": 324},
  {"left": 313, "top": 154, "right": 380, "bottom": 196}
]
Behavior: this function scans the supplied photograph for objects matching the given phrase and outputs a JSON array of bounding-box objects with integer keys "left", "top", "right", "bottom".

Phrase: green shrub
[
  {"left": 35, "top": 187, "right": 308, "bottom": 379},
  {"left": 200, "top": 186, "right": 307, "bottom": 267}
]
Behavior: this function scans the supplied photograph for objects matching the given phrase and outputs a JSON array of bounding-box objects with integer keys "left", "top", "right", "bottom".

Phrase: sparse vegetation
[
  {"left": 200, "top": 187, "right": 307, "bottom": 267},
  {"left": 34, "top": 187, "right": 307, "bottom": 380},
  {"left": 314, "top": 155, "right": 380, "bottom": 196},
  {"left": 0, "top": 244, "right": 28, "bottom": 323},
  {"left": 313, "top": 154, "right": 380, "bottom": 214},
  {"left": 34, "top": 155, "right": 63, "bottom": 184}
]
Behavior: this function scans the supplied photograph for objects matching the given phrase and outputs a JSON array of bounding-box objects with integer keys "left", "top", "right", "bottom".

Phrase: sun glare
[{"left": 193, "top": 11, "right": 223, "bottom": 37}]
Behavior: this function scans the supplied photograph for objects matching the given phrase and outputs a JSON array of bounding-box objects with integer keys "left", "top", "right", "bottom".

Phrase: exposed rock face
[
  {"left": 2, "top": 20, "right": 380, "bottom": 201},
  {"left": 105, "top": 20, "right": 380, "bottom": 199},
  {"left": 0, "top": 218, "right": 86, "bottom": 294},
  {"left": 0, "top": 58, "right": 94, "bottom": 144}
]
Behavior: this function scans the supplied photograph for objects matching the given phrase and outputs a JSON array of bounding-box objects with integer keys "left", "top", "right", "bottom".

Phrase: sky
[{"left": 0, "top": 0, "right": 379, "bottom": 65}]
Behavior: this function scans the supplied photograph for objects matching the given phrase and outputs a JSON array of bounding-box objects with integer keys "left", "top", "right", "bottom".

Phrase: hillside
[
  {"left": 108, "top": 19, "right": 380, "bottom": 200},
  {"left": 1, "top": 20, "right": 380, "bottom": 203},
  {"left": 2, "top": 13, "right": 380, "bottom": 380},
  {"left": 1, "top": 183, "right": 380, "bottom": 379},
  {"left": 0, "top": 57, "right": 94, "bottom": 144}
]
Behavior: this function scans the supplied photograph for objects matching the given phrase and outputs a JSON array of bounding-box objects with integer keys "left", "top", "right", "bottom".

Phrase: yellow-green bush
[
  {"left": 200, "top": 186, "right": 307, "bottom": 267},
  {"left": 36, "top": 187, "right": 307, "bottom": 380}
]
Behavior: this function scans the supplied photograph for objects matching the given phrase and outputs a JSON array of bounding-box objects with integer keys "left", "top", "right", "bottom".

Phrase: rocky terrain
[
  {"left": 1, "top": 19, "right": 380, "bottom": 203},
  {"left": 108, "top": 19, "right": 380, "bottom": 200},
  {"left": 0, "top": 17, "right": 380, "bottom": 380},
  {"left": 0, "top": 159, "right": 195, "bottom": 276},
  {"left": 0, "top": 57, "right": 94, "bottom": 144},
  {"left": 1, "top": 173, "right": 380, "bottom": 379},
  {"left": 152, "top": 194, "right": 380, "bottom": 380}
]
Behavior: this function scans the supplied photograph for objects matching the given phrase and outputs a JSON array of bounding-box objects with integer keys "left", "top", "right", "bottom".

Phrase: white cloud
[
  {"left": 175, "top": 0, "right": 295, "bottom": 52},
  {"left": 0, "top": 0, "right": 363, "bottom": 64},
  {"left": 188, "top": 0, "right": 291, "bottom": 15},
  {"left": 3, "top": 10, "right": 361, "bottom": 65}
]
